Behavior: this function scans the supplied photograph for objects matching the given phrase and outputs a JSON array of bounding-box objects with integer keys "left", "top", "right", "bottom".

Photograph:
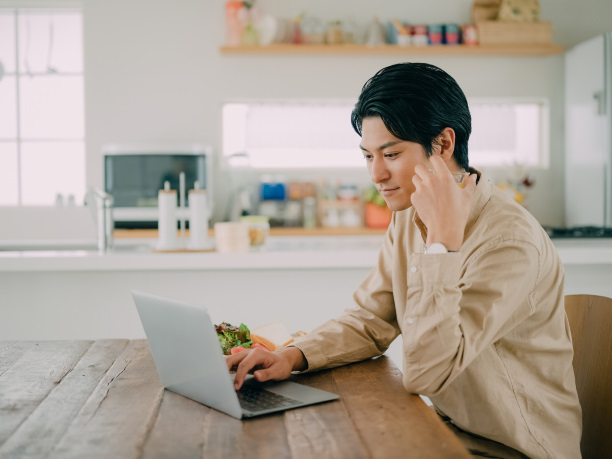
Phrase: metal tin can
[{"left": 461, "top": 25, "right": 478, "bottom": 46}]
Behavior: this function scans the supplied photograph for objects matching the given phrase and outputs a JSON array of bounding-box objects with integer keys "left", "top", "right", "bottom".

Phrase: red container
[
  {"left": 461, "top": 25, "right": 478, "bottom": 46},
  {"left": 225, "top": 1, "right": 244, "bottom": 46},
  {"left": 446, "top": 32, "right": 460, "bottom": 45},
  {"left": 365, "top": 202, "right": 392, "bottom": 229},
  {"left": 412, "top": 24, "right": 428, "bottom": 35},
  {"left": 427, "top": 24, "right": 443, "bottom": 45}
]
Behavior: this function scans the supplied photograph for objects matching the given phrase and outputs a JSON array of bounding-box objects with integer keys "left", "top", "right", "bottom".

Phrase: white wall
[{"left": 83, "top": 0, "right": 612, "bottom": 227}]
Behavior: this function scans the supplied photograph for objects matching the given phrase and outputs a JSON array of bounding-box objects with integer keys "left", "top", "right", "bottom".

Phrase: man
[{"left": 227, "top": 63, "right": 582, "bottom": 458}]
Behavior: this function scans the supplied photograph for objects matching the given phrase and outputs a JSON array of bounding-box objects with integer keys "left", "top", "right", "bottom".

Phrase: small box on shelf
[{"left": 476, "top": 20, "right": 552, "bottom": 45}]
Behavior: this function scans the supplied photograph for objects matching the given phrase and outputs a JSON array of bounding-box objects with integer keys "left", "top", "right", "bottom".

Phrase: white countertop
[
  {"left": 1, "top": 236, "right": 611, "bottom": 272},
  {"left": 0, "top": 236, "right": 383, "bottom": 272}
]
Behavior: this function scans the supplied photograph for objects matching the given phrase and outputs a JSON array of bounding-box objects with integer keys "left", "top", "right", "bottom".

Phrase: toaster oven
[{"left": 103, "top": 144, "right": 213, "bottom": 228}]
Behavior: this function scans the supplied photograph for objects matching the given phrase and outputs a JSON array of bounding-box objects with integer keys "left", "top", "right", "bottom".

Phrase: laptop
[{"left": 131, "top": 290, "right": 339, "bottom": 419}]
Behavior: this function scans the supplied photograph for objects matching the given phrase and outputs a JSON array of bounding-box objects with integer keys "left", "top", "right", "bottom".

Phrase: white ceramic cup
[
  {"left": 214, "top": 222, "right": 250, "bottom": 253},
  {"left": 397, "top": 34, "right": 411, "bottom": 46}
]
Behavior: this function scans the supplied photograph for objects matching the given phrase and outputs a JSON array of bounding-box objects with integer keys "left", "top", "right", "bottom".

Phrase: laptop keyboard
[{"left": 237, "top": 386, "right": 302, "bottom": 412}]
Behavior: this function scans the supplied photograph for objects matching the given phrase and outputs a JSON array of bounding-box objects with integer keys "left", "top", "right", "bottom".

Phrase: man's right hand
[{"left": 225, "top": 346, "right": 307, "bottom": 390}]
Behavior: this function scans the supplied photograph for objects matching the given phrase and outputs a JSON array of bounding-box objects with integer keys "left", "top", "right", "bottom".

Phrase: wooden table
[{"left": 0, "top": 340, "right": 470, "bottom": 458}]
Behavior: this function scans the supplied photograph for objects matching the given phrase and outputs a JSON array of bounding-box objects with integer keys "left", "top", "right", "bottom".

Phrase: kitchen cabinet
[
  {"left": 219, "top": 43, "right": 564, "bottom": 56},
  {"left": 1, "top": 236, "right": 611, "bottom": 342}
]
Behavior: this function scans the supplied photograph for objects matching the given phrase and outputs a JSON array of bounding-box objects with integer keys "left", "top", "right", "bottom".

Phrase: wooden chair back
[{"left": 565, "top": 294, "right": 612, "bottom": 459}]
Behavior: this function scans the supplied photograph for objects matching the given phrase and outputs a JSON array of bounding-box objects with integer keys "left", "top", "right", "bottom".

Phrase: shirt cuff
[{"left": 288, "top": 339, "right": 328, "bottom": 373}]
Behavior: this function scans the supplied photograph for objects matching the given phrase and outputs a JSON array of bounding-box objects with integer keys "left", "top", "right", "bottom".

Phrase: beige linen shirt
[{"left": 293, "top": 173, "right": 582, "bottom": 459}]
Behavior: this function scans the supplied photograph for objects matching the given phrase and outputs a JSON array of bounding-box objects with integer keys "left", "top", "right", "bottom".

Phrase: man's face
[{"left": 360, "top": 116, "right": 430, "bottom": 212}]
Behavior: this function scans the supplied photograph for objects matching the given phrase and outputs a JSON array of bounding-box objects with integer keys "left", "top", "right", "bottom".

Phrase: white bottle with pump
[
  {"left": 156, "top": 181, "right": 178, "bottom": 251},
  {"left": 188, "top": 181, "right": 210, "bottom": 250}
]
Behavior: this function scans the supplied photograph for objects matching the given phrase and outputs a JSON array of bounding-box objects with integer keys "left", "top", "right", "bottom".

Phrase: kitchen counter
[
  {"left": 0, "top": 236, "right": 384, "bottom": 272},
  {"left": 115, "top": 227, "right": 388, "bottom": 238},
  {"left": 1, "top": 236, "right": 611, "bottom": 345},
  {"left": 1, "top": 236, "right": 611, "bottom": 272}
]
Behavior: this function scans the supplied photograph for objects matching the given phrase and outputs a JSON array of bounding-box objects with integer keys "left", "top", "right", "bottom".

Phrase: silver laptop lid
[{"left": 131, "top": 290, "right": 243, "bottom": 419}]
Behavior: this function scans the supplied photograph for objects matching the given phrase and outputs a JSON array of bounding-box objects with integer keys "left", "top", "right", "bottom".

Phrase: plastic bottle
[
  {"left": 188, "top": 181, "right": 209, "bottom": 250},
  {"left": 292, "top": 17, "right": 303, "bottom": 44},
  {"left": 225, "top": 1, "right": 244, "bottom": 46}
]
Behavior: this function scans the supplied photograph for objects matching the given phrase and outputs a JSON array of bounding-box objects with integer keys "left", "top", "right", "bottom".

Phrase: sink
[{"left": 0, "top": 239, "right": 154, "bottom": 253}]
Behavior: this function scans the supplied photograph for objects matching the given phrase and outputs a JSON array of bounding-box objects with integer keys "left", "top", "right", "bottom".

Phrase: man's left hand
[{"left": 411, "top": 156, "right": 477, "bottom": 251}]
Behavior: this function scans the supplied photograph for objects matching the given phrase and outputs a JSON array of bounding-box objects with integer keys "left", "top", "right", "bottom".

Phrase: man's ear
[{"left": 436, "top": 127, "right": 456, "bottom": 164}]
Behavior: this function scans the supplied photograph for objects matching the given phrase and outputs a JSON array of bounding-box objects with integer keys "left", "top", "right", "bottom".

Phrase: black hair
[{"left": 351, "top": 62, "right": 471, "bottom": 170}]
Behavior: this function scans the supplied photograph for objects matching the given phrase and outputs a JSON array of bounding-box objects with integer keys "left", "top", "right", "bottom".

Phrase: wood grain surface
[
  {"left": 565, "top": 294, "right": 612, "bottom": 458},
  {"left": 0, "top": 340, "right": 470, "bottom": 458}
]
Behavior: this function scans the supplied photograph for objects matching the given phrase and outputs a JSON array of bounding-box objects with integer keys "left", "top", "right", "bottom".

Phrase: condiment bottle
[{"left": 225, "top": 1, "right": 244, "bottom": 46}]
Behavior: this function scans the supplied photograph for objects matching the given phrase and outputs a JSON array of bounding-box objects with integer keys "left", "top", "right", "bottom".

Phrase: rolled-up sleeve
[{"left": 293, "top": 218, "right": 401, "bottom": 372}]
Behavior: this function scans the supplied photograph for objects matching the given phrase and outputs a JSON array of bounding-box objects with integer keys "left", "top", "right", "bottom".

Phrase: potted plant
[{"left": 364, "top": 185, "right": 392, "bottom": 229}]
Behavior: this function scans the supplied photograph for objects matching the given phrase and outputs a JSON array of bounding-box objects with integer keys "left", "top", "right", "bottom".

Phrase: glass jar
[
  {"left": 326, "top": 20, "right": 344, "bottom": 45},
  {"left": 301, "top": 16, "right": 325, "bottom": 44},
  {"left": 240, "top": 215, "right": 270, "bottom": 249}
]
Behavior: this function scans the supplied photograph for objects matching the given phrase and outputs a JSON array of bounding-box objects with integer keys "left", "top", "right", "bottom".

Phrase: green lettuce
[{"left": 215, "top": 322, "right": 251, "bottom": 355}]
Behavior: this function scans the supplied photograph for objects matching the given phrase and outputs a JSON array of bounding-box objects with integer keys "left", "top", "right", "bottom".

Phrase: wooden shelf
[{"left": 219, "top": 43, "right": 564, "bottom": 56}]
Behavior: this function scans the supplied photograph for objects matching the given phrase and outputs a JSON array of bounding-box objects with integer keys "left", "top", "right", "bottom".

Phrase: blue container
[
  {"left": 386, "top": 21, "right": 398, "bottom": 45},
  {"left": 444, "top": 23, "right": 460, "bottom": 45},
  {"left": 427, "top": 24, "right": 443, "bottom": 45},
  {"left": 261, "top": 182, "right": 286, "bottom": 201}
]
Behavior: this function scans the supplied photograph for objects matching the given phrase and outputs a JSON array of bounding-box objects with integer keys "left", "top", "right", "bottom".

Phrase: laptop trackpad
[{"left": 243, "top": 378, "right": 338, "bottom": 405}]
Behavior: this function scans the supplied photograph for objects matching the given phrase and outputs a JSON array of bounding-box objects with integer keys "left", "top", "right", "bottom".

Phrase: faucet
[{"left": 86, "top": 187, "right": 114, "bottom": 252}]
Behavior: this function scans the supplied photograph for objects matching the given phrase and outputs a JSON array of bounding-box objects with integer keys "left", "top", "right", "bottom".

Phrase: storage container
[{"left": 476, "top": 20, "right": 552, "bottom": 45}]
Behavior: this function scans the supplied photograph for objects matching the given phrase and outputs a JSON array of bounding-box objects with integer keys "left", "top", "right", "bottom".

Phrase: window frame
[
  {"left": 0, "top": 4, "right": 85, "bottom": 206},
  {"left": 467, "top": 97, "right": 550, "bottom": 169},
  {"left": 221, "top": 97, "right": 551, "bottom": 172}
]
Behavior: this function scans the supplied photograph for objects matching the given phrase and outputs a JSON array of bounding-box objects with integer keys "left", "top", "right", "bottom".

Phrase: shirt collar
[{"left": 413, "top": 167, "right": 490, "bottom": 243}]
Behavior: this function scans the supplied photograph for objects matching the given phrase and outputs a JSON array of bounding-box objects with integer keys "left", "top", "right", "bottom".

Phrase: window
[
  {"left": 468, "top": 99, "right": 549, "bottom": 167},
  {"left": 223, "top": 101, "right": 362, "bottom": 169},
  {"left": 222, "top": 99, "right": 549, "bottom": 169},
  {"left": 0, "top": 7, "right": 84, "bottom": 206}
]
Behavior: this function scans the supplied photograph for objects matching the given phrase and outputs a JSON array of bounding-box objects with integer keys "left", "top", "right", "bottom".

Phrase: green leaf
[
  {"left": 239, "top": 323, "right": 251, "bottom": 341},
  {"left": 364, "top": 185, "right": 387, "bottom": 207},
  {"left": 216, "top": 322, "right": 252, "bottom": 355},
  {"left": 218, "top": 334, "right": 231, "bottom": 355}
]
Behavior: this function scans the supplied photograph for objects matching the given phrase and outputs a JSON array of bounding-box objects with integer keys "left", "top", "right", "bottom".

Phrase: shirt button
[
  {"left": 410, "top": 266, "right": 418, "bottom": 273},
  {"left": 407, "top": 318, "right": 415, "bottom": 325}
]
